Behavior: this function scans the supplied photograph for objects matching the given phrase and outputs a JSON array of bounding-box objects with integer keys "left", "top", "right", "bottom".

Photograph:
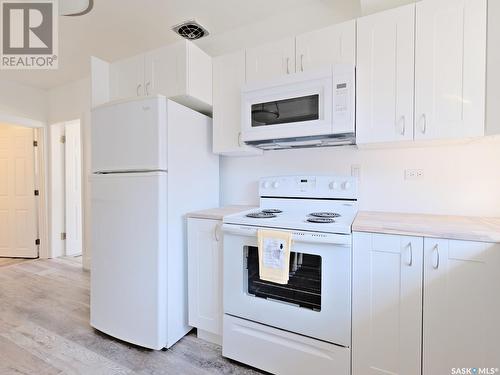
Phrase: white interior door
[
  {"left": 0, "top": 125, "right": 38, "bottom": 258},
  {"left": 65, "top": 121, "right": 82, "bottom": 256},
  {"left": 50, "top": 123, "right": 65, "bottom": 258}
]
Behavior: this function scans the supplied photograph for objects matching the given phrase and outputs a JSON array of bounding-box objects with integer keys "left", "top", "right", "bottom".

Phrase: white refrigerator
[{"left": 90, "top": 96, "right": 219, "bottom": 350}]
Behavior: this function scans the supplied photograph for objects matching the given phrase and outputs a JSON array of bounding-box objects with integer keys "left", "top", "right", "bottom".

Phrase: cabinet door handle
[
  {"left": 421, "top": 113, "right": 427, "bottom": 134},
  {"left": 432, "top": 244, "right": 440, "bottom": 269},
  {"left": 238, "top": 132, "right": 243, "bottom": 147},
  {"left": 145, "top": 81, "right": 151, "bottom": 96},
  {"left": 406, "top": 242, "right": 413, "bottom": 266},
  {"left": 400, "top": 115, "right": 406, "bottom": 136},
  {"left": 136, "top": 83, "right": 142, "bottom": 96},
  {"left": 214, "top": 224, "right": 221, "bottom": 242},
  {"left": 300, "top": 54, "right": 304, "bottom": 72},
  {"left": 286, "top": 57, "right": 290, "bottom": 74}
]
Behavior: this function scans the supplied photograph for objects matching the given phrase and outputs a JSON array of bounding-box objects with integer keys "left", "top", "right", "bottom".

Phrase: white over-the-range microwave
[{"left": 241, "top": 64, "right": 355, "bottom": 150}]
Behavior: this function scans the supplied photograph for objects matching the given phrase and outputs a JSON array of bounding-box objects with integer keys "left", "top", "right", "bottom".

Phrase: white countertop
[
  {"left": 353, "top": 211, "right": 500, "bottom": 243},
  {"left": 186, "top": 205, "right": 257, "bottom": 221}
]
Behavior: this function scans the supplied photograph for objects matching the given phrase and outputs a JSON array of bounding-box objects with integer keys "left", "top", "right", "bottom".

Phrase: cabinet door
[
  {"left": 423, "top": 239, "right": 500, "bottom": 374},
  {"left": 212, "top": 50, "right": 262, "bottom": 156},
  {"left": 109, "top": 54, "right": 145, "bottom": 101},
  {"left": 185, "top": 42, "right": 212, "bottom": 106},
  {"left": 295, "top": 19, "right": 356, "bottom": 73},
  {"left": 356, "top": 4, "right": 415, "bottom": 144},
  {"left": 187, "top": 218, "right": 223, "bottom": 336},
  {"left": 415, "top": 0, "right": 487, "bottom": 140},
  {"left": 144, "top": 44, "right": 181, "bottom": 98},
  {"left": 352, "top": 232, "right": 423, "bottom": 375},
  {"left": 245, "top": 37, "right": 295, "bottom": 84}
]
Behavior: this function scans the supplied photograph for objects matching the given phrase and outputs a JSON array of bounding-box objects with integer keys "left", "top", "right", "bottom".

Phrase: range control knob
[
  {"left": 329, "top": 181, "right": 339, "bottom": 190},
  {"left": 262, "top": 181, "right": 270, "bottom": 189},
  {"left": 342, "top": 181, "right": 352, "bottom": 190},
  {"left": 272, "top": 181, "right": 280, "bottom": 189}
]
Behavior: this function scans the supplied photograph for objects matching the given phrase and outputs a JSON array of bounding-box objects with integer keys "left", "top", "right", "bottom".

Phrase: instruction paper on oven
[{"left": 263, "top": 238, "right": 286, "bottom": 269}]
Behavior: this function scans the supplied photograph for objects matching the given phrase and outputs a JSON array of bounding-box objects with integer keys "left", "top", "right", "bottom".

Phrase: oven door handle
[
  {"left": 222, "top": 224, "right": 352, "bottom": 246},
  {"left": 222, "top": 224, "right": 258, "bottom": 237}
]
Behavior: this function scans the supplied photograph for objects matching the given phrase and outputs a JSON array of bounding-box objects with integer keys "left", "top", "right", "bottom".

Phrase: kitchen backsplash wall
[{"left": 221, "top": 135, "right": 500, "bottom": 217}]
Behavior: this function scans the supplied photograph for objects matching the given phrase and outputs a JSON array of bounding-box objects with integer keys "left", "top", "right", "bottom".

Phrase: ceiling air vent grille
[{"left": 172, "top": 20, "right": 209, "bottom": 40}]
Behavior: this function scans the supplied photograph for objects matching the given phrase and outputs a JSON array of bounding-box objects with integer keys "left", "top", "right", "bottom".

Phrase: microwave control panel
[{"left": 333, "top": 64, "right": 355, "bottom": 133}]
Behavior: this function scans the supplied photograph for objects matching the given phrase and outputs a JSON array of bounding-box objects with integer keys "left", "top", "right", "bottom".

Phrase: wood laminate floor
[{"left": 0, "top": 257, "right": 263, "bottom": 375}]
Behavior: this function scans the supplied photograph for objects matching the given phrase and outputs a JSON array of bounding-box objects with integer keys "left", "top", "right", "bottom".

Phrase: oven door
[
  {"left": 241, "top": 69, "right": 334, "bottom": 142},
  {"left": 223, "top": 224, "right": 351, "bottom": 346}
]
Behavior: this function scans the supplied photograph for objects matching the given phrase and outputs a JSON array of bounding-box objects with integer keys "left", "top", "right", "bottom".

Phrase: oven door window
[
  {"left": 245, "top": 246, "right": 322, "bottom": 311},
  {"left": 251, "top": 94, "right": 320, "bottom": 128}
]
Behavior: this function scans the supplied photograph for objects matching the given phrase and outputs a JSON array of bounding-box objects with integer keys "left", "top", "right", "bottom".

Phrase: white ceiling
[{"left": 0, "top": 0, "right": 410, "bottom": 90}]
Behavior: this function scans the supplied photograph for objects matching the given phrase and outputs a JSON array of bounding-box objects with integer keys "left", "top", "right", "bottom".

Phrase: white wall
[
  {"left": 0, "top": 79, "right": 47, "bottom": 121},
  {"left": 47, "top": 77, "right": 90, "bottom": 124},
  {"left": 221, "top": 135, "right": 500, "bottom": 217},
  {"left": 197, "top": 1, "right": 360, "bottom": 56},
  {"left": 47, "top": 77, "right": 91, "bottom": 269}
]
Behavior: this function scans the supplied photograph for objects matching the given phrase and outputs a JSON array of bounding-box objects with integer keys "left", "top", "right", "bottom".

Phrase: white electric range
[{"left": 222, "top": 175, "right": 358, "bottom": 375}]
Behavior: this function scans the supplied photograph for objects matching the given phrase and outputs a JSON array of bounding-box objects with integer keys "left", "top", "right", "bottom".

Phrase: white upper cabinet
[
  {"left": 145, "top": 41, "right": 213, "bottom": 114},
  {"left": 108, "top": 41, "right": 212, "bottom": 114},
  {"left": 245, "top": 37, "right": 296, "bottom": 84},
  {"left": 212, "top": 50, "right": 262, "bottom": 156},
  {"left": 423, "top": 239, "right": 500, "bottom": 374},
  {"left": 110, "top": 54, "right": 145, "bottom": 100},
  {"left": 352, "top": 232, "right": 423, "bottom": 375},
  {"left": 356, "top": 4, "right": 415, "bottom": 144},
  {"left": 144, "top": 45, "right": 180, "bottom": 98},
  {"left": 295, "top": 19, "right": 356, "bottom": 73},
  {"left": 414, "top": 0, "right": 487, "bottom": 140}
]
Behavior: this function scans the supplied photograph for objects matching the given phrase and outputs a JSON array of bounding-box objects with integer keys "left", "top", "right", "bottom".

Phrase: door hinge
[
  {"left": 61, "top": 232, "right": 67, "bottom": 240},
  {"left": 33, "top": 140, "right": 38, "bottom": 147},
  {"left": 34, "top": 190, "right": 39, "bottom": 196},
  {"left": 60, "top": 135, "right": 66, "bottom": 144},
  {"left": 35, "top": 239, "right": 40, "bottom": 245}
]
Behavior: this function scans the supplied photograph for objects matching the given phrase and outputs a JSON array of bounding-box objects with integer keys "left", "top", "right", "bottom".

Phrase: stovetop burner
[
  {"left": 246, "top": 212, "right": 277, "bottom": 219},
  {"left": 262, "top": 209, "right": 283, "bottom": 214},
  {"left": 309, "top": 212, "right": 341, "bottom": 218},
  {"left": 307, "top": 217, "right": 336, "bottom": 224}
]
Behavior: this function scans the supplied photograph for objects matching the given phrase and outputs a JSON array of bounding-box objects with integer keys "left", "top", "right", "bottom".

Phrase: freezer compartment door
[
  {"left": 91, "top": 96, "right": 167, "bottom": 173},
  {"left": 90, "top": 172, "right": 167, "bottom": 349}
]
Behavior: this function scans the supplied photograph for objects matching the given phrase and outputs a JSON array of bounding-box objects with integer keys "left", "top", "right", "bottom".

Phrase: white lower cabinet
[
  {"left": 423, "top": 238, "right": 500, "bottom": 374},
  {"left": 353, "top": 232, "right": 500, "bottom": 375},
  {"left": 187, "top": 218, "right": 223, "bottom": 344},
  {"left": 353, "top": 233, "right": 423, "bottom": 375}
]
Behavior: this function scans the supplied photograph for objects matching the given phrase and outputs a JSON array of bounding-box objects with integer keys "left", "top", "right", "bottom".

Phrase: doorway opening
[
  {"left": 50, "top": 120, "right": 83, "bottom": 257},
  {"left": 0, "top": 123, "right": 41, "bottom": 259}
]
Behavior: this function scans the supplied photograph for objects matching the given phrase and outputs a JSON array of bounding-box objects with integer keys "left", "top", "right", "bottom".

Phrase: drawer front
[{"left": 223, "top": 315, "right": 350, "bottom": 375}]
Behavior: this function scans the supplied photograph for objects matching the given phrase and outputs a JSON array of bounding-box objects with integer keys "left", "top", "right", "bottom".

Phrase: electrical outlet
[
  {"left": 405, "top": 169, "right": 424, "bottom": 180},
  {"left": 351, "top": 164, "right": 361, "bottom": 179}
]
